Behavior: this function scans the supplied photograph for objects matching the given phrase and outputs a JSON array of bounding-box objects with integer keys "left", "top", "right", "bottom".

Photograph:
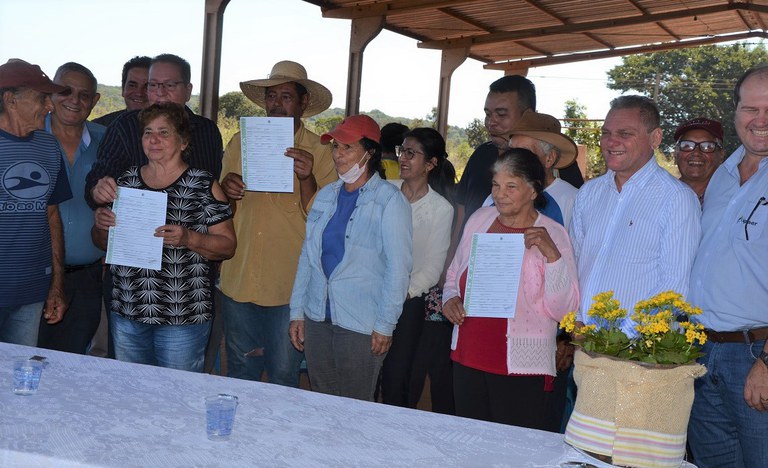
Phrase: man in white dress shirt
[{"left": 569, "top": 95, "right": 701, "bottom": 336}]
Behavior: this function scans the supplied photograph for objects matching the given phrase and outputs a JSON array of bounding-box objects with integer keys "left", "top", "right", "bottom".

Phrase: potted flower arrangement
[{"left": 561, "top": 290, "right": 707, "bottom": 468}]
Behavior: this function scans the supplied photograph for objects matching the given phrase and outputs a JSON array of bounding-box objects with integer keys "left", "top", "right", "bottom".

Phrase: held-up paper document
[
  {"left": 240, "top": 116, "right": 294, "bottom": 192},
  {"left": 463, "top": 233, "right": 525, "bottom": 318},
  {"left": 105, "top": 187, "right": 167, "bottom": 271}
]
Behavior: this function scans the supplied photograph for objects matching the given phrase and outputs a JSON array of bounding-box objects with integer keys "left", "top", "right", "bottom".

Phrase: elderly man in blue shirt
[
  {"left": 570, "top": 95, "right": 701, "bottom": 337},
  {"left": 37, "top": 62, "right": 106, "bottom": 354},
  {"left": 687, "top": 65, "right": 768, "bottom": 468}
]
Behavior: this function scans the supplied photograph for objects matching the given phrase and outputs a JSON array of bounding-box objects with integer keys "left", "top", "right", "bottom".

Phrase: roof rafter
[
  {"left": 320, "top": 0, "right": 467, "bottom": 19},
  {"left": 418, "top": 3, "right": 768, "bottom": 49},
  {"left": 484, "top": 30, "right": 768, "bottom": 70}
]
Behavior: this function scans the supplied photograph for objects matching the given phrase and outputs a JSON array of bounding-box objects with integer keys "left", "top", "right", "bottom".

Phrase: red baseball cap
[
  {"left": 674, "top": 117, "right": 723, "bottom": 141},
  {"left": 321, "top": 115, "right": 381, "bottom": 145},
  {"left": 0, "top": 59, "right": 66, "bottom": 94}
]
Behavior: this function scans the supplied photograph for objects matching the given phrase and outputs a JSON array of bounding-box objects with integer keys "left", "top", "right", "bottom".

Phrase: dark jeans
[
  {"left": 408, "top": 320, "right": 455, "bottom": 414},
  {"left": 38, "top": 262, "right": 102, "bottom": 354},
  {"left": 453, "top": 362, "right": 548, "bottom": 430},
  {"left": 304, "top": 318, "right": 385, "bottom": 401},
  {"left": 380, "top": 295, "right": 425, "bottom": 406},
  {"left": 688, "top": 339, "right": 768, "bottom": 467}
]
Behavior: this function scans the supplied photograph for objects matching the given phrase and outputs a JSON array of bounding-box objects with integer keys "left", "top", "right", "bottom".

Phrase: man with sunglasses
[
  {"left": 85, "top": 53, "right": 223, "bottom": 208},
  {"left": 673, "top": 118, "right": 725, "bottom": 205},
  {"left": 687, "top": 65, "right": 768, "bottom": 468}
]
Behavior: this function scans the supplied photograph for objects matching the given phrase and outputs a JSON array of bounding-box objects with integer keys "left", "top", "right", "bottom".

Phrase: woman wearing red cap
[{"left": 289, "top": 115, "right": 413, "bottom": 401}]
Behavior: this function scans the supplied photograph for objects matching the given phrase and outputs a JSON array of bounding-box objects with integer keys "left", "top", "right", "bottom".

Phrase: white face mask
[{"left": 338, "top": 153, "right": 369, "bottom": 184}]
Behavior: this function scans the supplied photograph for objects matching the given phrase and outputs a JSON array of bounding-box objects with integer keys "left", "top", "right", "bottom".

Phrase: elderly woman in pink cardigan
[{"left": 442, "top": 148, "right": 579, "bottom": 429}]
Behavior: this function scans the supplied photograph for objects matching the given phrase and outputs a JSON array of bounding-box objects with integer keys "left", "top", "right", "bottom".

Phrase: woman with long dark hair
[{"left": 380, "top": 127, "right": 456, "bottom": 410}]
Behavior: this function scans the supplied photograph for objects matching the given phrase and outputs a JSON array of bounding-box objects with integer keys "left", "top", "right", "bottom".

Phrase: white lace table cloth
[{"left": 0, "top": 343, "right": 690, "bottom": 467}]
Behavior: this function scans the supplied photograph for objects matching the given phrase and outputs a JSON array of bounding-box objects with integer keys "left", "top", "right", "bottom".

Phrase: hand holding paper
[{"left": 105, "top": 187, "right": 168, "bottom": 271}]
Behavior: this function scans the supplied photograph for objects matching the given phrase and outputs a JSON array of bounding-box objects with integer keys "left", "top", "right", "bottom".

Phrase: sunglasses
[{"left": 677, "top": 140, "right": 721, "bottom": 153}]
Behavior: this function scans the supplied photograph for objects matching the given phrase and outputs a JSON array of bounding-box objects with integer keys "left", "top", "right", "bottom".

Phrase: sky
[{"left": 0, "top": 0, "right": 622, "bottom": 127}]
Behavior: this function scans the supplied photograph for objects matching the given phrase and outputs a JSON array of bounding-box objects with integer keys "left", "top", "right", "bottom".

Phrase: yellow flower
[{"left": 560, "top": 312, "right": 577, "bottom": 333}]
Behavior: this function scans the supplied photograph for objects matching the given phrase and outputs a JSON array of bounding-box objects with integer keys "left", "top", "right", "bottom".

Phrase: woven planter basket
[{"left": 564, "top": 349, "right": 706, "bottom": 468}]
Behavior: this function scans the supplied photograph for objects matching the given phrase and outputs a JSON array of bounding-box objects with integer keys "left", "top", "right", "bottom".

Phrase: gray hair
[{"left": 54, "top": 62, "right": 98, "bottom": 94}]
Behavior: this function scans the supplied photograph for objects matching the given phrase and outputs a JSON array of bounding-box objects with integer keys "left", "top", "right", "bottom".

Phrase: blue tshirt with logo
[{"left": 0, "top": 129, "right": 72, "bottom": 307}]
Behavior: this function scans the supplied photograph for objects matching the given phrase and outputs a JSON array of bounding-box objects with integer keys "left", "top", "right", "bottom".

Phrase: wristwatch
[{"left": 759, "top": 350, "right": 768, "bottom": 368}]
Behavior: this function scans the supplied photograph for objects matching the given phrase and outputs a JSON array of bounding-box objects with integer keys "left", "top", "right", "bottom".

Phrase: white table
[{"left": 0, "top": 342, "right": 617, "bottom": 467}]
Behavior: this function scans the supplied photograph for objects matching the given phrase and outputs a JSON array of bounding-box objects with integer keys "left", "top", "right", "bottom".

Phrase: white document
[
  {"left": 105, "top": 187, "right": 167, "bottom": 271},
  {"left": 463, "top": 233, "right": 525, "bottom": 318},
  {"left": 240, "top": 116, "right": 294, "bottom": 192}
]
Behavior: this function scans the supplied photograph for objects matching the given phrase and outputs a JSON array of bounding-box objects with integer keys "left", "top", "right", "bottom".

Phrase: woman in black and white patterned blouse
[{"left": 93, "top": 103, "right": 235, "bottom": 372}]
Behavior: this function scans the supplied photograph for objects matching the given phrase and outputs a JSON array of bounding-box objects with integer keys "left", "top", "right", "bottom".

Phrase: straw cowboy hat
[
  {"left": 240, "top": 61, "right": 332, "bottom": 117},
  {"left": 509, "top": 110, "right": 578, "bottom": 169}
]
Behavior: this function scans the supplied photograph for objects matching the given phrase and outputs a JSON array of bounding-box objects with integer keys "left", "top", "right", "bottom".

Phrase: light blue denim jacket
[{"left": 290, "top": 173, "right": 413, "bottom": 336}]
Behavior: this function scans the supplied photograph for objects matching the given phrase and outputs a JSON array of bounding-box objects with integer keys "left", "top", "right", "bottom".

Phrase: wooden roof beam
[
  {"left": 419, "top": 3, "right": 768, "bottom": 49},
  {"left": 624, "top": 0, "right": 681, "bottom": 41},
  {"left": 584, "top": 32, "right": 616, "bottom": 50},
  {"left": 321, "top": 0, "right": 467, "bottom": 19},
  {"left": 737, "top": 8, "right": 767, "bottom": 30},
  {"left": 483, "top": 31, "right": 768, "bottom": 70},
  {"left": 438, "top": 7, "right": 496, "bottom": 33}
]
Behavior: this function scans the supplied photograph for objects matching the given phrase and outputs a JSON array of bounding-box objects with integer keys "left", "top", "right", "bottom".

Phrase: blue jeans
[
  {"left": 111, "top": 312, "right": 210, "bottom": 372},
  {"left": 0, "top": 301, "right": 44, "bottom": 346},
  {"left": 221, "top": 292, "right": 303, "bottom": 387},
  {"left": 688, "top": 339, "right": 768, "bottom": 467}
]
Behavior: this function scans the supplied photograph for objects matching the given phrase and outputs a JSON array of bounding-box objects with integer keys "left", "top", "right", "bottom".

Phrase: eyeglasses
[
  {"left": 147, "top": 80, "right": 185, "bottom": 92},
  {"left": 677, "top": 140, "right": 721, "bottom": 153},
  {"left": 395, "top": 145, "right": 425, "bottom": 160},
  {"left": 744, "top": 196, "right": 768, "bottom": 240}
]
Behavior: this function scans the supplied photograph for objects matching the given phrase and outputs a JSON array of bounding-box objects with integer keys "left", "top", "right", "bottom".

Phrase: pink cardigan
[{"left": 443, "top": 207, "right": 580, "bottom": 376}]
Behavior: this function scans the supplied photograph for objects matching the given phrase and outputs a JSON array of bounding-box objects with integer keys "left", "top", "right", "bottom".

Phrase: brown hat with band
[
  {"left": 509, "top": 110, "right": 578, "bottom": 169},
  {"left": 674, "top": 117, "right": 723, "bottom": 142},
  {"left": 240, "top": 61, "right": 332, "bottom": 118},
  {"left": 0, "top": 59, "right": 66, "bottom": 94}
]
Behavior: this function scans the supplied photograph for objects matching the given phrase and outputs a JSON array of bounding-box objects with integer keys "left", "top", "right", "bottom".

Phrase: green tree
[
  {"left": 310, "top": 116, "right": 343, "bottom": 135},
  {"left": 563, "top": 99, "right": 604, "bottom": 179},
  {"left": 465, "top": 118, "right": 489, "bottom": 148},
  {"left": 219, "top": 91, "right": 264, "bottom": 119},
  {"left": 607, "top": 43, "right": 768, "bottom": 155}
]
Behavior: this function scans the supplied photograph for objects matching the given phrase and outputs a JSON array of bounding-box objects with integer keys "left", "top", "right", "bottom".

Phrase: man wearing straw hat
[
  {"left": 219, "top": 60, "right": 336, "bottom": 387},
  {"left": 493, "top": 110, "right": 580, "bottom": 230}
]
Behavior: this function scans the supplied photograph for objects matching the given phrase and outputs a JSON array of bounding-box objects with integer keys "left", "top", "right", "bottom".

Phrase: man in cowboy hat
[
  {"left": 218, "top": 60, "right": 337, "bottom": 387},
  {"left": 0, "top": 59, "right": 72, "bottom": 345},
  {"left": 479, "top": 111, "right": 579, "bottom": 228},
  {"left": 508, "top": 110, "right": 579, "bottom": 230}
]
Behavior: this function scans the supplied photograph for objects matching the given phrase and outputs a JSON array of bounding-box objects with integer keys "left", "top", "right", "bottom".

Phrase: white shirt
[
  {"left": 390, "top": 180, "right": 454, "bottom": 297},
  {"left": 545, "top": 178, "right": 579, "bottom": 231},
  {"left": 569, "top": 157, "right": 701, "bottom": 336}
]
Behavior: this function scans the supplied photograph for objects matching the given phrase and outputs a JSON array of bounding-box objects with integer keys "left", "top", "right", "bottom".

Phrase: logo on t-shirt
[{"left": 2, "top": 162, "right": 51, "bottom": 200}]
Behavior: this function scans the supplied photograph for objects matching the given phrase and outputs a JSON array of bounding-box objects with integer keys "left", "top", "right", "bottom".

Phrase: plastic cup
[
  {"left": 205, "top": 394, "right": 238, "bottom": 440},
  {"left": 13, "top": 359, "right": 43, "bottom": 395}
]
